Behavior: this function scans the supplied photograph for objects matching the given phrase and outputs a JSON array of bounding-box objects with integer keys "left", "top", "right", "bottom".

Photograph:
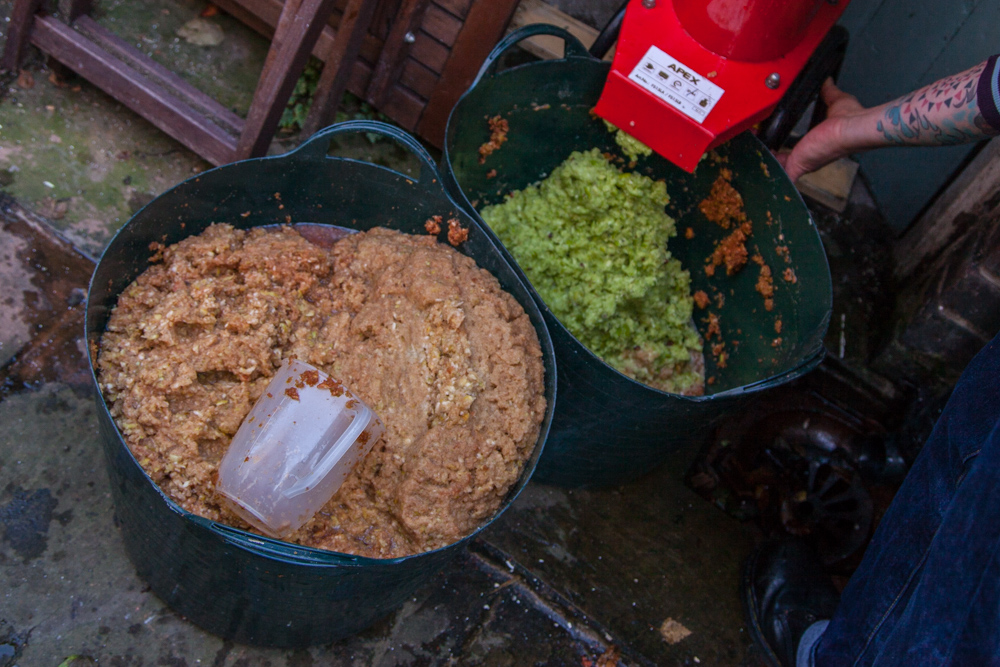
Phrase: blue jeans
[{"left": 809, "top": 333, "right": 1000, "bottom": 665}]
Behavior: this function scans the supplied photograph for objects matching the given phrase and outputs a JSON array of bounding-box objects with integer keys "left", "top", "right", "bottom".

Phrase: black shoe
[{"left": 742, "top": 539, "right": 840, "bottom": 667}]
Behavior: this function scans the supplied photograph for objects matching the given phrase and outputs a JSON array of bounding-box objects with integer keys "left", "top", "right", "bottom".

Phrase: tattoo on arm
[{"left": 876, "top": 62, "right": 1000, "bottom": 145}]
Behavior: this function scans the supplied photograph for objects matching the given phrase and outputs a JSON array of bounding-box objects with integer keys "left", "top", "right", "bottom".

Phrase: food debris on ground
[
  {"left": 48, "top": 70, "right": 68, "bottom": 88},
  {"left": 775, "top": 318, "right": 783, "bottom": 334},
  {"left": 783, "top": 267, "right": 798, "bottom": 283},
  {"left": 775, "top": 244, "right": 791, "bottom": 263},
  {"left": 714, "top": 291, "right": 725, "bottom": 308},
  {"left": 486, "top": 168, "right": 497, "bottom": 179},
  {"left": 699, "top": 168, "right": 746, "bottom": 229},
  {"left": 772, "top": 337, "right": 783, "bottom": 347},
  {"left": 447, "top": 217, "right": 469, "bottom": 246},
  {"left": 685, "top": 227, "right": 695, "bottom": 239},
  {"left": 480, "top": 148, "right": 704, "bottom": 395},
  {"left": 16, "top": 69, "right": 35, "bottom": 89},
  {"left": 705, "top": 222, "right": 752, "bottom": 277},
  {"left": 693, "top": 290, "right": 710, "bottom": 309},
  {"left": 660, "top": 618, "right": 693, "bottom": 644},
  {"left": 478, "top": 115, "right": 509, "bottom": 164},
  {"left": 424, "top": 215, "right": 442, "bottom": 235}
]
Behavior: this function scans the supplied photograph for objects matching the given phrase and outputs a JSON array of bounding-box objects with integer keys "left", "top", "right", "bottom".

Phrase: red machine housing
[{"left": 595, "top": 0, "right": 849, "bottom": 172}]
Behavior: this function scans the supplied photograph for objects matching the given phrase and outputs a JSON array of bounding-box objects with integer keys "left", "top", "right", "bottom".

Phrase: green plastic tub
[
  {"left": 85, "top": 122, "right": 556, "bottom": 646},
  {"left": 442, "top": 25, "right": 832, "bottom": 488}
]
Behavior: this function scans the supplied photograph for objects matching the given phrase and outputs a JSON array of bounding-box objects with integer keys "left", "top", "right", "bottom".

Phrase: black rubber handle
[
  {"left": 293, "top": 120, "right": 440, "bottom": 187},
  {"left": 472, "top": 24, "right": 594, "bottom": 88}
]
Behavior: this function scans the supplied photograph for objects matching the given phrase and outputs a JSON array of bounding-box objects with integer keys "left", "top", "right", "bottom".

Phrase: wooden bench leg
[
  {"left": 1, "top": 0, "right": 44, "bottom": 72},
  {"left": 235, "top": 0, "right": 338, "bottom": 159},
  {"left": 365, "top": 0, "right": 431, "bottom": 109},
  {"left": 300, "top": 0, "right": 378, "bottom": 136},
  {"left": 66, "top": 0, "right": 94, "bottom": 24}
]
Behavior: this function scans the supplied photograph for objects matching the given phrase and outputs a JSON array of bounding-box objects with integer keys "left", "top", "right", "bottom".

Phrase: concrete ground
[{"left": 0, "top": 1, "right": 899, "bottom": 664}]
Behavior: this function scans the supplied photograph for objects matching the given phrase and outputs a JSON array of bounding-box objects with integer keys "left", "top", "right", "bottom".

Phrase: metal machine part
[{"left": 594, "top": 0, "right": 850, "bottom": 172}]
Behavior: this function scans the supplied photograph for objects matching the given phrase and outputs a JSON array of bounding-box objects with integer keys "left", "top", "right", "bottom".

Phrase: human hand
[{"left": 777, "top": 78, "right": 866, "bottom": 183}]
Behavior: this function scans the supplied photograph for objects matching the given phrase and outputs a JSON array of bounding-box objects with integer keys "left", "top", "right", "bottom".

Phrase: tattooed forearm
[{"left": 875, "top": 62, "right": 999, "bottom": 145}]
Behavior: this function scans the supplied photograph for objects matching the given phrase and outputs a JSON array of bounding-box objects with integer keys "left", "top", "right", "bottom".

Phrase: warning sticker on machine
[{"left": 628, "top": 46, "right": 724, "bottom": 124}]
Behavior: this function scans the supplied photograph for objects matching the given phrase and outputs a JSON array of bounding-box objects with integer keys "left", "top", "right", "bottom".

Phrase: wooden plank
[
  {"left": 341, "top": 57, "right": 425, "bottom": 127},
  {"left": 364, "top": 0, "right": 395, "bottom": 41},
  {"left": 397, "top": 56, "right": 437, "bottom": 100},
  {"left": 212, "top": 0, "right": 282, "bottom": 41},
  {"left": 217, "top": 0, "right": 449, "bottom": 71},
  {"left": 217, "top": 0, "right": 339, "bottom": 59},
  {"left": 218, "top": 0, "right": 285, "bottom": 39},
  {"left": 236, "top": 0, "right": 338, "bottom": 158},
  {"left": 257, "top": 0, "right": 304, "bottom": 76},
  {"left": 365, "top": 0, "right": 431, "bottom": 107},
  {"left": 419, "top": 3, "right": 462, "bottom": 47},
  {"left": 346, "top": 56, "right": 372, "bottom": 92},
  {"left": 66, "top": 0, "right": 93, "bottom": 23},
  {"left": 1, "top": 0, "right": 44, "bottom": 72},
  {"left": 796, "top": 157, "right": 859, "bottom": 214},
  {"left": 416, "top": 0, "right": 519, "bottom": 147},
  {"left": 74, "top": 16, "right": 245, "bottom": 135},
  {"left": 433, "top": 0, "right": 471, "bottom": 21},
  {"left": 29, "top": 15, "right": 237, "bottom": 165},
  {"left": 356, "top": 30, "right": 381, "bottom": 63},
  {"left": 301, "top": 0, "right": 378, "bottom": 135},
  {"left": 409, "top": 30, "right": 448, "bottom": 72},
  {"left": 894, "top": 137, "right": 1000, "bottom": 280},
  {"left": 508, "top": 0, "right": 614, "bottom": 61},
  {"left": 216, "top": 0, "right": 440, "bottom": 134},
  {"left": 378, "top": 81, "right": 425, "bottom": 129}
]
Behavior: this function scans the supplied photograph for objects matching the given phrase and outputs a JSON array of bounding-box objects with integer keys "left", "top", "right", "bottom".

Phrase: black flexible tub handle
[
  {"left": 292, "top": 119, "right": 442, "bottom": 187},
  {"left": 472, "top": 24, "right": 594, "bottom": 88}
]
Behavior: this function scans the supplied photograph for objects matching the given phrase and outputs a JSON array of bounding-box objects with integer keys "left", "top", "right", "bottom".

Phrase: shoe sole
[{"left": 741, "top": 545, "right": 785, "bottom": 667}]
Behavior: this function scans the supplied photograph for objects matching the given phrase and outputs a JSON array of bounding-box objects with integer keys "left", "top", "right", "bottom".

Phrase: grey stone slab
[
  {"left": 480, "top": 452, "right": 756, "bottom": 666},
  {"left": 0, "top": 226, "right": 33, "bottom": 368}
]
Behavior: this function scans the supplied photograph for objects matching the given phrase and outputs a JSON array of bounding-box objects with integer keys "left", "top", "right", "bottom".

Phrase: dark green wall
[{"left": 836, "top": 0, "right": 1000, "bottom": 232}]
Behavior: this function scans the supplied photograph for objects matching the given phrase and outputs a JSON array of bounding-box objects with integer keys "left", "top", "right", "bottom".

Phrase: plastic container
[
  {"left": 441, "top": 25, "right": 832, "bottom": 488},
  {"left": 85, "top": 121, "right": 556, "bottom": 647},
  {"left": 217, "top": 359, "right": 385, "bottom": 539}
]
